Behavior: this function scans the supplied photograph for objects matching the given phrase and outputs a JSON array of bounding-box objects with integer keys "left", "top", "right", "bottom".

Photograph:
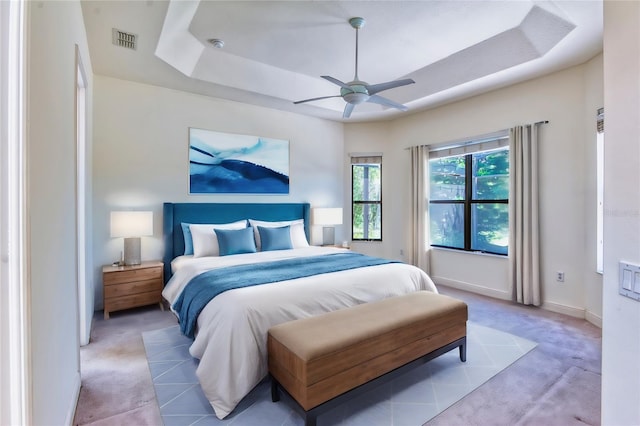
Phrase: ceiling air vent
[{"left": 112, "top": 28, "right": 137, "bottom": 50}]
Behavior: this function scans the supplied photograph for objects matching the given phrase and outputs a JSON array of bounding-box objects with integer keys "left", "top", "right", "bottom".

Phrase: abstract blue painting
[{"left": 189, "top": 128, "right": 289, "bottom": 194}]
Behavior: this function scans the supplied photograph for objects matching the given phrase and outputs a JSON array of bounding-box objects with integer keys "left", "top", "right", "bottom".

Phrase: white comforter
[{"left": 162, "top": 247, "right": 438, "bottom": 419}]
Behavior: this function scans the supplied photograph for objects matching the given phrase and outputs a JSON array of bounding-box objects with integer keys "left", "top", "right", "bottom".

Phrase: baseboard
[
  {"left": 437, "top": 277, "right": 597, "bottom": 323},
  {"left": 433, "top": 276, "right": 511, "bottom": 301},
  {"left": 585, "top": 310, "right": 602, "bottom": 328},
  {"left": 541, "top": 301, "right": 585, "bottom": 319},
  {"left": 64, "top": 371, "right": 81, "bottom": 426}
]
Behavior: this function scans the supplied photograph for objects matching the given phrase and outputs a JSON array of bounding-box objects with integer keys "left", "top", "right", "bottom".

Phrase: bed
[{"left": 161, "top": 202, "right": 438, "bottom": 419}]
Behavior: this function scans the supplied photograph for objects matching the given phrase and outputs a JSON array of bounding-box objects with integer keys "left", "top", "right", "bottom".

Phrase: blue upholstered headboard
[{"left": 163, "top": 202, "right": 311, "bottom": 282}]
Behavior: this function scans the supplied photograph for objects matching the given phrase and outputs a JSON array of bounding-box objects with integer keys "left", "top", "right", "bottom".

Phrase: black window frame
[{"left": 429, "top": 148, "right": 509, "bottom": 255}]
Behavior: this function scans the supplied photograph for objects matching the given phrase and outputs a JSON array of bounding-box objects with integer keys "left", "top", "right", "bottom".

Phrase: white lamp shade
[
  {"left": 312, "top": 208, "right": 343, "bottom": 226},
  {"left": 110, "top": 211, "right": 153, "bottom": 238}
]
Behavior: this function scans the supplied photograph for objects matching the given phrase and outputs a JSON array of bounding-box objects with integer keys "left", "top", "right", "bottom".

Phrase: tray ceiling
[{"left": 82, "top": 1, "right": 602, "bottom": 122}]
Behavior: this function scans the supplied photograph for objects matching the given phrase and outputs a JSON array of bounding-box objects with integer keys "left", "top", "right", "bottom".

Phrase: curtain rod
[{"left": 405, "top": 120, "right": 549, "bottom": 150}]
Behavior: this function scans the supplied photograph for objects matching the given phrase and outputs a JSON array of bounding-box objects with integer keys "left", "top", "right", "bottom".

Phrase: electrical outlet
[
  {"left": 400, "top": 249, "right": 404, "bottom": 256},
  {"left": 556, "top": 271, "right": 565, "bottom": 282}
]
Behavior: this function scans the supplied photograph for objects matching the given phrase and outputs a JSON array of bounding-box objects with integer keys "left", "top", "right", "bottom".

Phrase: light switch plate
[{"left": 619, "top": 261, "right": 640, "bottom": 301}]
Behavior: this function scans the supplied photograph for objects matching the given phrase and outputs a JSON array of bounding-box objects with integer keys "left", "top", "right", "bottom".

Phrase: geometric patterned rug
[{"left": 142, "top": 322, "right": 536, "bottom": 426}]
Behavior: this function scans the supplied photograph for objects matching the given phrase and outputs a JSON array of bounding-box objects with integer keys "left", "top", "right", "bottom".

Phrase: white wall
[
  {"left": 345, "top": 58, "right": 603, "bottom": 321},
  {"left": 343, "top": 122, "right": 392, "bottom": 258},
  {"left": 27, "top": 1, "right": 93, "bottom": 424},
  {"left": 601, "top": 2, "right": 640, "bottom": 424},
  {"left": 583, "top": 54, "right": 604, "bottom": 327},
  {"left": 92, "top": 76, "right": 345, "bottom": 308}
]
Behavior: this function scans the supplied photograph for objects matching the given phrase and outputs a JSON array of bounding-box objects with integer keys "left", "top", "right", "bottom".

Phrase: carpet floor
[
  {"left": 143, "top": 322, "right": 536, "bottom": 425},
  {"left": 74, "top": 286, "right": 602, "bottom": 425}
]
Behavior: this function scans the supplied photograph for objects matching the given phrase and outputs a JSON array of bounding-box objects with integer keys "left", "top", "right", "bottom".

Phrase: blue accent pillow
[
  {"left": 258, "top": 225, "right": 293, "bottom": 251},
  {"left": 181, "top": 222, "right": 193, "bottom": 255},
  {"left": 215, "top": 227, "right": 257, "bottom": 256}
]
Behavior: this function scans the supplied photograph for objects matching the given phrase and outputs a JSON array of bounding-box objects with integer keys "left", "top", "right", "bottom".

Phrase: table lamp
[
  {"left": 312, "top": 208, "right": 343, "bottom": 246},
  {"left": 110, "top": 211, "right": 153, "bottom": 265}
]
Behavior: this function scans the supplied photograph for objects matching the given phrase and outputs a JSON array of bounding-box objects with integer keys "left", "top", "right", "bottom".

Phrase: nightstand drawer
[
  {"left": 104, "top": 266, "right": 162, "bottom": 285},
  {"left": 104, "top": 278, "right": 163, "bottom": 299},
  {"left": 105, "top": 291, "right": 162, "bottom": 313}
]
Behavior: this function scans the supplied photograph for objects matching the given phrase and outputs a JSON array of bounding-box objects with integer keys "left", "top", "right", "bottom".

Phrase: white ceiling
[{"left": 81, "top": 1, "right": 602, "bottom": 122}]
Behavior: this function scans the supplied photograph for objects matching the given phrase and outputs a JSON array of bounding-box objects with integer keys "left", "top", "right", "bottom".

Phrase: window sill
[{"left": 430, "top": 246, "right": 508, "bottom": 259}]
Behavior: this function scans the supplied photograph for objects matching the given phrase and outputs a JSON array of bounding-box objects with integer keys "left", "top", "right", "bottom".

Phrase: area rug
[{"left": 142, "top": 322, "right": 536, "bottom": 426}]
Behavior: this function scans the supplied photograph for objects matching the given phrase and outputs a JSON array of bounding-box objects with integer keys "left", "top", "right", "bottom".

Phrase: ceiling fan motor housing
[
  {"left": 342, "top": 82, "right": 369, "bottom": 104},
  {"left": 349, "top": 17, "right": 366, "bottom": 29}
]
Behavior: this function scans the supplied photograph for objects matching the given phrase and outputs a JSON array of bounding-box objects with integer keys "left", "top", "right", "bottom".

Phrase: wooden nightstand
[{"left": 103, "top": 261, "right": 164, "bottom": 319}]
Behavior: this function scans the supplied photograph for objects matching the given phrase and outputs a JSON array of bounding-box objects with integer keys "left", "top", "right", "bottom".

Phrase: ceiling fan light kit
[
  {"left": 342, "top": 86, "right": 369, "bottom": 105},
  {"left": 295, "top": 16, "right": 415, "bottom": 118}
]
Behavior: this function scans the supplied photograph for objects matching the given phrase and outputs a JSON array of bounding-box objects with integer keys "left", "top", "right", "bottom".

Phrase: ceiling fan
[{"left": 294, "top": 17, "right": 415, "bottom": 119}]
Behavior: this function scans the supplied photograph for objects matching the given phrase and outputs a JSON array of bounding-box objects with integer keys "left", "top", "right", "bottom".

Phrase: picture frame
[{"left": 189, "top": 128, "right": 290, "bottom": 194}]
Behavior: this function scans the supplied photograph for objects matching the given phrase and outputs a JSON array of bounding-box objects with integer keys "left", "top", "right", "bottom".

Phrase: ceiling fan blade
[
  {"left": 367, "top": 94, "right": 409, "bottom": 111},
  {"left": 366, "top": 79, "right": 415, "bottom": 96},
  {"left": 343, "top": 103, "right": 356, "bottom": 119},
  {"left": 322, "top": 75, "right": 353, "bottom": 91},
  {"left": 293, "top": 95, "right": 342, "bottom": 105}
]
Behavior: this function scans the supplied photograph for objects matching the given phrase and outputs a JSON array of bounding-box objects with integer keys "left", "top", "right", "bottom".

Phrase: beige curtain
[
  {"left": 508, "top": 125, "right": 541, "bottom": 305},
  {"left": 410, "top": 145, "right": 430, "bottom": 273}
]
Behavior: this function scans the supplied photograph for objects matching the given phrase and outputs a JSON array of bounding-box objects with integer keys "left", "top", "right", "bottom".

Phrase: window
[
  {"left": 351, "top": 155, "right": 382, "bottom": 241},
  {"left": 596, "top": 107, "right": 604, "bottom": 274},
  {"left": 429, "top": 136, "right": 509, "bottom": 255}
]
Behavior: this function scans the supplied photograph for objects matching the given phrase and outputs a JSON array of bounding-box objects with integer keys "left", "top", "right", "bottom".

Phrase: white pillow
[
  {"left": 289, "top": 222, "right": 310, "bottom": 248},
  {"left": 190, "top": 220, "right": 247, "bottom": 257},
  {"left": 248, "top": 219, "right": 309, "bottom": 250}
]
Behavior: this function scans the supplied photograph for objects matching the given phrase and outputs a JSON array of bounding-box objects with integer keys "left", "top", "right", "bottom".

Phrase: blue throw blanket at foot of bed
[{"left": 173, "top": 252, "right": 398, "bottom": 338}]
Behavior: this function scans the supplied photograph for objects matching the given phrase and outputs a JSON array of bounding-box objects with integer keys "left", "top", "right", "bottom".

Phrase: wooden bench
[{"left": 267, "top": 291, "right": 468, "bottom": 426}]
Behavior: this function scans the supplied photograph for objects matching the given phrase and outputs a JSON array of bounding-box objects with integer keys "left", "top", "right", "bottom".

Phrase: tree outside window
[{"left": 429, "top": 147, "right": 509, "bottom": 255}]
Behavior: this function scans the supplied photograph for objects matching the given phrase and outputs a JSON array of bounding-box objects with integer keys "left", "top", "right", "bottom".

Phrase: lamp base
[
  {"left": 123, "top": 237, "right": 142, "bottom": 266},
  {"left": 322, "top": 227, "right": 335, "bottom": 246}
]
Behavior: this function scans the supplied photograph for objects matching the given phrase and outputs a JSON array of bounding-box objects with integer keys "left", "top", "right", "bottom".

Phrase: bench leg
[
  {"left": 459, "top": 337, "right": 467, "bottom": 362},
  {"left": 304, "top": 413, "right": 317, "bottom": 426},
  {"left": 271, "top": 377, "right": 280, "bottom": 402}
]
